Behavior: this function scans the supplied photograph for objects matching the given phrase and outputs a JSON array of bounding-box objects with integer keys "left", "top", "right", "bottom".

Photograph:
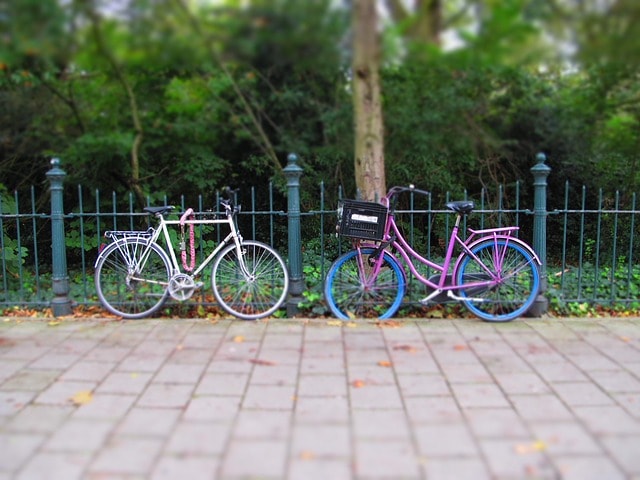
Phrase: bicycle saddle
[
  {"left": 446, "top": 201, "right": 475, "bottom": 214},
  {"left": 144, "top": 206, "right": 175, "bottom": 215}
]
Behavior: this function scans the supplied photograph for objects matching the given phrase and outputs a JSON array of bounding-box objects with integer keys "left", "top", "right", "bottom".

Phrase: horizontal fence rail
[{"left": 1, "top": 156, "right": 639, "bottom": 316}]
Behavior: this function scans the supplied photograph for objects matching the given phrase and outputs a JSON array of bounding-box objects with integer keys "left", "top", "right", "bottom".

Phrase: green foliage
[{"left": 0, "top": 187, "right": 28, "bottom": 277}]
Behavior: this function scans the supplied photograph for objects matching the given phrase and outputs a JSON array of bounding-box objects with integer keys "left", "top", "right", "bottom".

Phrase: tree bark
[{"left": 353, "top": 0, "right": 386, "bottom": 202}]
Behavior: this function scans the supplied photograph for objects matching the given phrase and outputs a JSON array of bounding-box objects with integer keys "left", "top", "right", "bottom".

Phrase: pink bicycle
[{"left": 324, "top": 185, "right": 541, "bottom": 322}]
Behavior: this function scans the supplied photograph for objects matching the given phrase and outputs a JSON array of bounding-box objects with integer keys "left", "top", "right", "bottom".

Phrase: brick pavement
[{"left": 1, "top": 316, "right": 640, "bottom": 479}]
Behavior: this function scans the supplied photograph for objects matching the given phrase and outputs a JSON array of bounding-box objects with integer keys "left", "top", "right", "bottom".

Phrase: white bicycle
[{"left": 94, "top": 190, "right": 289, "bottom": 320}]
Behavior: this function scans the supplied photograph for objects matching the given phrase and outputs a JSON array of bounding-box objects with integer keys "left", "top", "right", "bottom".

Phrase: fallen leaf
[
  {"left": 345, "top": 322, "right": 357, "bottom": 328},
  {"left": 232, "top": 335, "right": 245, "bottom": 343},
  {"left": 393, "top": 344, "right": 417, "bottom": 352},
  {"left": 453, "top": 344, "right": 468, "bottom": 351},
  {"left": 299, "top": 451, "right": 315, "bottom": 460},
  {"left": 351, "top": 379, "right": 366, "bottom": 388},
  {"left": 377, "top": 360, "right": 392, "bottom": 367},
  {"left": 326, "top": 320, "right": 343, "bottom": 327},
  {"left": 70, "top": 390, "right": 93, "bottom": 406},
  {"left": 375, "top": 320, "right": 403, "bottom": 328},
  {"left": 514, "top": 440, "right": 547, "bottom": 454},
  {"left": 48, "top": 321, "right": 60, "bottom": 326},
  {"left": 249, "top": 358, "right": 276, "bottom": 366}
]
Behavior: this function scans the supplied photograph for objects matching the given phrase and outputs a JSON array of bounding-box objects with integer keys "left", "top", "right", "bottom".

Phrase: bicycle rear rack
[{"left": 104, "top": 228, "right": 155, "bottom": 242}]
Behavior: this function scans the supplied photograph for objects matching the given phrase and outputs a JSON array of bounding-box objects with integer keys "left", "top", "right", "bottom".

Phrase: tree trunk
[{"left": 353, "top": 0, "right": 386, "bottom": 202}]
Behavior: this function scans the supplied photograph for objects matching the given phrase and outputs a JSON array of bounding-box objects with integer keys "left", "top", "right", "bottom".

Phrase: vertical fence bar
[
  {"left": 0, "top": 194, "right": 7, "bottom": 298},
  {"left": 560, "top": 181, "right": 569, "bottom": 296},
  {"left": 594, "top": 189, "right": 603, "bottom": 302},
  {"left": 319, "top": 181, "right": 326, "bottom": 280},
  {"left": 30, "top": 186, "right": 42, "bottom": 302},
  {"left": 284, "top": 153, "right": 304, "bottom": 316},
  {"left": 627, "top": 193, "right": 636, "bottom": 303},
  {"left": 47, "top": 158, "right": 72, "bottom": 316},
  {"left": 610, "top": 191, "right": 620, "bottom": 304},
  {"left": 78, "top": 185, "right": 90, "bottom": 302},
  {"left": 13, "top": 191, "right": 24, "bottom": 300},
  {"left": 577, "top": 185, "right": 586, "bottom": 301},
  {"left": 529, "top": 152, "right": 551, "bottom": 316}
]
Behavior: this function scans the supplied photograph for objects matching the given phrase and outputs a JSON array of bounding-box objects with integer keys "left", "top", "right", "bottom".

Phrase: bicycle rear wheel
[
  {"left": 211, "top": 240, "right": 289, "bottom": 320},
  {"left": 95, "top": 239, "right": 171, "bottom": 319},
  {"left": 456, "top": 240, "right": 540, "bottom": 322},
  {"left": 324, "top": 248, "right": 405, "bottom": 320}
]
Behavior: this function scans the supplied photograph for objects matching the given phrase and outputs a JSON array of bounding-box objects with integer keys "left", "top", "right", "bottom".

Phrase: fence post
[
  {"left": 46, "top": 158, "right": 72, "bottom": 316},
  {"left": 529, "top": 152, "right": 551, "bottom": 316},
  {"left": 284, "top": 153, "right": 304, "bottom": 316}
]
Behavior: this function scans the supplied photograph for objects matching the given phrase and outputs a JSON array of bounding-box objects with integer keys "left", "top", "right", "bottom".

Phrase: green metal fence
[{"left": 1, "top": 155, "right": 639, "bottom": 316}]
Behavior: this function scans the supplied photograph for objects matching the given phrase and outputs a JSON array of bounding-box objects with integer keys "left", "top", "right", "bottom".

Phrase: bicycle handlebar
[{"left": 386, "top": 184, "right": 430, "bottom": 200}]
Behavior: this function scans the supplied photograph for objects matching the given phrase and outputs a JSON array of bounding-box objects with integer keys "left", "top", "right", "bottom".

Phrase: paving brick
[
  {"left": 163, "top": 421, "right": 230, "bottom": 455},
  {"left": 220, "top": 439, "right": 287, "bottom": 478},
  {"left": 1, "top": 369, "right": 61, "bottom": 391},
  {"left": 43, "top": 419, "right": 114, "bottom": 452},
  {"left": 294, "top": 396, "right": 350, "bottom": 424},
  {"left": 34, "top": 380, "right": 96, "bottom": 406},
  {"left": 353, "top": 439, "right": 422, "bottom": 478},
  {"left": 288, "top": 457, "right": 352, "bottom": 480},
  {"left": 464, "top": 407, "right": 530, "bottom": 438},
  {"left": 396, "top": 373, "right": 450, "bottom": 396},
  {"left": 552, "top": 455, "right": 627, "bottom": 480},
  {"left": 150, "top": 455, "right": 219, "bottom": 480},
  {"left": 115, "top": 406, "right": 182, "bottom": 436},
  {"left": 233, "top": 409, "right": 291, "bottom": 439},
  {"left": 137, "top": 383, "right": 194, "bottom": 408},
  {"left": 297, "top": 374, "right": 347, "bottom": 397},
  {"left": 0, "top": 432, "right": 46, "bottom": 473},
  {"left": 4, "top": 404, "right": 74, "bottom": 433},
  {"left": 194, "top": 372, "right": 249, "bottom": 396},
  {"left": 87, "top": 436, "right": 164, "bottom": 475},
  {"left": 242, "top": 384, "right": 296, "bottom": 409},
  {"left": 414, "top": 422, "right": 479, "bottom": 457},
  {"left": 71, "top": 393, "right": 136, "bottom": 420},
  {"left": 183, "top": 395, "right": 241, "bottom": 421},
  {"left": 352, "top": 408, "right": 412, "bottom": 440},
  {"left": 14, "top": 451, "right": 92, "bottom": 480},
  {"left": 551, "top": 381, "right": 615, "bottom": 407}
]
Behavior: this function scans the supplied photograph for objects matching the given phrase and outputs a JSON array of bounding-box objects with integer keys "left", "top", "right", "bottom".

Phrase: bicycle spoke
[
  {"left": 212, "top": 241, "right": 289, "bottom": 320},
  {"left": 457, "top": 240, "right": 540, "bottom": 322},
  {"left": 95, "top": 239, "right": 171, "bottom": 319},
  {"left": 324, "top": 248, "right": 405, "bottom": 319}
]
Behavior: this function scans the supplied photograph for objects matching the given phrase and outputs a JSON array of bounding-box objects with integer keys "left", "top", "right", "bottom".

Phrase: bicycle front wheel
[
  {"left": 324, "top": 248, "right": 406, "bottom": 320},
  {"left": 211, "top": 240, "right": 289, "bottom": 320},
  {"left": 456, "top": 240, "right": 540, "bottom": 322},
  {"left": 95, "top": 239, "right": 171, "bottom": 319}
]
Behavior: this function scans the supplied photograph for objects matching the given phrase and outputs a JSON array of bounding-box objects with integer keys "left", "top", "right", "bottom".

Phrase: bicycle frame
[
  {"left": 357, "top": 197, "right": 541, "bottom": 300},
  {"left": 153, "top": 214, "right": 244, "bottom": 278},
  {"left": 102, "top": 205, "right": 247, "bottom": 280}
]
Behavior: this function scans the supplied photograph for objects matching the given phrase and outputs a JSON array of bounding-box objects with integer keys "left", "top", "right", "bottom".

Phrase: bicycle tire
[
  {"left": 455, "top": 239, "right": 540, "bottom": 322},
  {"left": 324, "top": 248, "right": 406, "bottom": 320},
  {"left": 211, "top": 240, "right": 289, "bottom": 320},
  {"left": 95, "top": 238, "right": 171, "bottom": 319}
]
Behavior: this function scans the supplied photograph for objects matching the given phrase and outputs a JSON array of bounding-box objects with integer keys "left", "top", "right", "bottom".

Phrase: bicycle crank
[{"left": 168, "top": 273, "right": 203, "bottom": 301}]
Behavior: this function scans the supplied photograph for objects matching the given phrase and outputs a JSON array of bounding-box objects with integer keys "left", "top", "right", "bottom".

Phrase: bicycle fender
[{"left": 451, "top": 235, "right": 541, "bottom": 283}]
